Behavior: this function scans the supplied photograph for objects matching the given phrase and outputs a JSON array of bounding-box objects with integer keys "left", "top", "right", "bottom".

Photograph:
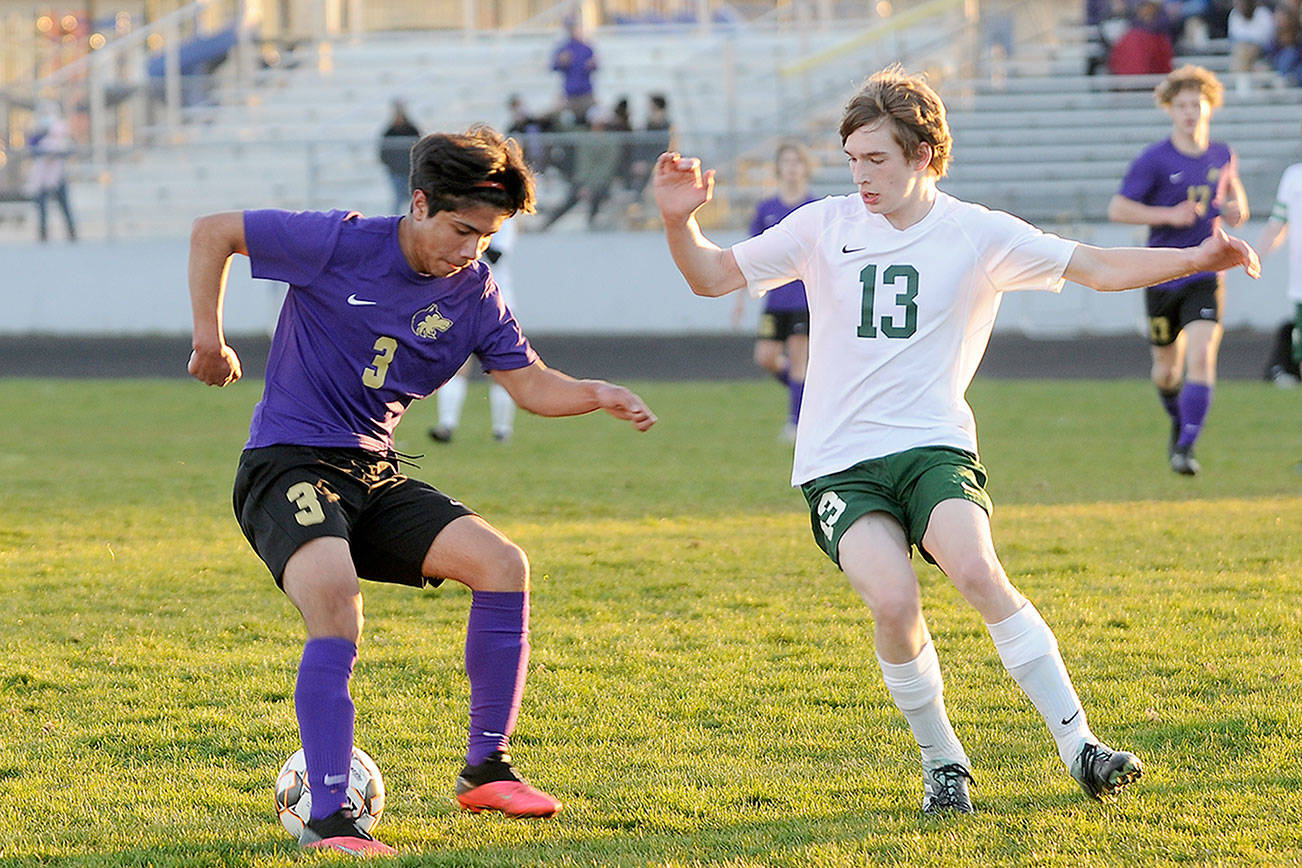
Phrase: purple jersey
[
  {"left": 1117, "top": 138, "right": 1235, "bottom": 290},
  {"left": 243, "top": 209, "right": 537, "bottom": 453},
  {"left": 751, "top": 195, "right": 818, "bottom": 312}
]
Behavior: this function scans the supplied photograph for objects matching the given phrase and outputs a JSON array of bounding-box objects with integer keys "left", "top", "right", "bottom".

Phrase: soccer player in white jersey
[
  {"left": 652, "top": 66, "right": 1259, "bottom": 814},
  {"left": 1258, "top": 160, "right": 1302, "bottom": 379}
]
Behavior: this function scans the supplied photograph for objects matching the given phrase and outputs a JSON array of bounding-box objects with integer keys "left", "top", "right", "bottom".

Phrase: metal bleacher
[{"left": 932, "top": 28, "right": 1302, "bottom": 225}]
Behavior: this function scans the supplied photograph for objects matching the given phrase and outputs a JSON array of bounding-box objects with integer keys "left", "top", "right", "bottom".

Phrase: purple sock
[
  {"left": 1158, "top": 387, "right": 1180, "bottom": 423},
  {"left": 465, "top": 590, "right": 530, "bottom": 766},
  {"left": 1177, "top": 383, "right": 1213, "bottom": 449},
  {"left": 295, "top": 637, "right": 357, "bottom": 821},
  {"left": 788, "top": 380, "right": 805, "bottom": 425}
]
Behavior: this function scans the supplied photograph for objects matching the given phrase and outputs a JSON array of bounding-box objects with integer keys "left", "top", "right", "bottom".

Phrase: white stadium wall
[{"left": 0, "top": 223, "right": 1288, "bottom": 337}]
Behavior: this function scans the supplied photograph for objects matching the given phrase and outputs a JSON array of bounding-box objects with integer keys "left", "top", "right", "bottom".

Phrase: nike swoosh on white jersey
[{"left": 347, "top": 294, "right": 378, "bottom": 306}]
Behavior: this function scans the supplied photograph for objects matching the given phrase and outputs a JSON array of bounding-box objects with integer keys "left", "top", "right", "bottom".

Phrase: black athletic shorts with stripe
[
  {"left": 1144, "top": 274, "right": 1223, "bottom": 347},
  {"left": 232, "top": 444, "right": 474, "bottom": 588}
]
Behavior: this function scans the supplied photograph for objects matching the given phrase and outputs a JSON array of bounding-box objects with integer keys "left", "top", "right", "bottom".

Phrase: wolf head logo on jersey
[{"left": 412, "top": 303, "right": 453, "bottom": 339}]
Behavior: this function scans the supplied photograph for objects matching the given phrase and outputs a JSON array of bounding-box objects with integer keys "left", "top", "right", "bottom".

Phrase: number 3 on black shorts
[
  {"left": 817, "top": 491, "right": 848, "bottom": 541},
  {"left": 286, "top": 481, "right": 326, "bottom": 526}
]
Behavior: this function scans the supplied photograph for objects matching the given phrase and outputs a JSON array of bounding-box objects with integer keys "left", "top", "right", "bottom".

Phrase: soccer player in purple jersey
[
  {"left": 734, "top": 142, "right": 820, "bottom": 442},
  {"left": 187, "top": 125, "right": 656, "bottom": 855},
  {"left": 1109, "top": 65, "right": 1249, "bottom": 476}
]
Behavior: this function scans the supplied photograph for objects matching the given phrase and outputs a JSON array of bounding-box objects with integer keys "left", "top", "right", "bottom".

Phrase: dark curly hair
[{"left": 408, "top": 124, "right": 536, "bottom": 216}]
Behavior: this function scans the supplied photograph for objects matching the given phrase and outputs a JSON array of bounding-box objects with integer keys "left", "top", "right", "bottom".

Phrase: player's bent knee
[
  {"left": 860, "top": 584, "right": 921, "bottom": 632},
  {"left": 465, "top": 540, "right": 530, "bottom": 592}
]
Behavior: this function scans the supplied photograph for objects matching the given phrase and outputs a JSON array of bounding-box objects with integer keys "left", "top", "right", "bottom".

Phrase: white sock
[
  {"left": 438, "top": 376, "right": 468, "bottom": 431},
  {"left": 986, "top": 603, "right": 1094, "bottom": 767},
  {"left": 489, "top": 383, "right": 515, "bottom": 436},
  {"left": 878, "top": 642, "right": 969, "bottom": 769}
]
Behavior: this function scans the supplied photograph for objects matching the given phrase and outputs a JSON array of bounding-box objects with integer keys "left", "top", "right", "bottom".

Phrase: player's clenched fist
[{"left": 189, "top": 344, "right": 242, "bottom": 387}]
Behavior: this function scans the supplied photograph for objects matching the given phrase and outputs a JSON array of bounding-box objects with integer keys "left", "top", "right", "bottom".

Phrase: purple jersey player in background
[
  {"left": 733, "top": 142, "right": 820, "bottom": 442},
  {"left": 1109, "top": 65, "right": 1248, "bottom": 476},
  {"left": 187, "top": 125, "right": 655, "bottom": 856}
]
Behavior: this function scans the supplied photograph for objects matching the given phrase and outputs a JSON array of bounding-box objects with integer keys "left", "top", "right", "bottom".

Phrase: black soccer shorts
[
  {"left": 758, "top": 310, "right": 811, "bottom": 342},
  {"left": 1145, "top": 275, "right": 1223, "bottom": 347},
  {"left": 232, "top": 444, "right": 474, "bottom": 588}
]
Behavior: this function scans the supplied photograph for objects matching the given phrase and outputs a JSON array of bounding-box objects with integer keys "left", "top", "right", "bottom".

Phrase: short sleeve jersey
[
  {"left": 732, "top": 192, "right": 1077, "bottom": 486},
  {"left": 750, "top": 195, "right": 819, "bottom": 312},
  {"left": 1270, "top": 162, "right": 1302, "bottom": 303},
  {"left": 243, "top": 209, "right": 538, "bottom": 453},
  {"left": 1117, "top": 138, "right": 1235, "bottom": 291}
]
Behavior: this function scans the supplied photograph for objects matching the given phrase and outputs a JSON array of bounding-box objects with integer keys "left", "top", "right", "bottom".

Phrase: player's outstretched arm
[
  {"left": 1258, "top": 218, "right": 1287, "bottom": 257},
  {"left": 652, "top": 152, "right": 747, "bottom": 298},
  {"left": 1108, "top": 193, "right": 1200, "bottom": 228},
  {"left": 490, "top": 362, "right": 657, "bottom": 431},
  {"left": 188, "top": 211, "right": 249, "bottom": 387},
  {"left": 1065, "top": 224, "right": 1261, "bottom": 292}
]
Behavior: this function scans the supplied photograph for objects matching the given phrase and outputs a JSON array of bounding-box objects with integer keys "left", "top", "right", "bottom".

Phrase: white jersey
[
  {"left": 1269, "top": 162, "right": 1302, "bottom": 303},
  {"left": 732, "top": 191, "right": 1077, "bottom": 486}
]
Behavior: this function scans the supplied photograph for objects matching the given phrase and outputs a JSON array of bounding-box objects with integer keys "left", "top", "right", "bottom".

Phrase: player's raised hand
[
  {"left": 652, "top": 152, "right": 714, "bottom": 223},
  {"left": 593, "top": 382, "right": 657, "bottom": 431},
  {"left": 1195, "top": 225, "right": 1260, "bottom": 278},
  {"left": 189, "top": 343, "right": 243, "bottom": 387}
]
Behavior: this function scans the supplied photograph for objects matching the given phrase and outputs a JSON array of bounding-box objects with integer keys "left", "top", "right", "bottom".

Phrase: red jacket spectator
[{"left": 1109, "top": 16, "right": 1175, "bottom": 74}]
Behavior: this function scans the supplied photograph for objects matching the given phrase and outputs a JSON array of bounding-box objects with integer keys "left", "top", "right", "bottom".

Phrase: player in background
[
  {"left": 1257, "top": 159, "right": 1302, "bottom": 383},
  {"left": 1109, "top": 65, "right": 1248, "bottom": 476},
  {"left": 653, "top": 66, "right": 1258, "bottom": 815},
  {"left": 430, "top": 216, "right": 521, "bottom": 443},
  {"left": 187, "top": 126, "right": 656, "bottom": 855},
  {"left": 733, "top": 142, "right": 820, "bottom": 441}
]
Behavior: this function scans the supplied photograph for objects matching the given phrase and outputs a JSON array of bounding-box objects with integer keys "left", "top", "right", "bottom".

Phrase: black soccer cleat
[
  {"left": 299, "top": 808, "right": 396, "bottom": 856},
  {"left": 1070, "top": 742, "right": 1143, "bottom": 802},
  {"left": 921, "top": 762, "right": 975, "bottom": 815},
  {"left": 428, "top": 425, "right": 454, "bottom": 444},
  {"left": 1170, "top": 444, "right": 1200, "bottom": 476}
]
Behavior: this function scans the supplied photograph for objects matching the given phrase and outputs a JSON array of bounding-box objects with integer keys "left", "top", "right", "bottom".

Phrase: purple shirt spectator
[
  {"left": 244, "top": 209, "right": 536, "bottom": 452},
  {"left": 551, "top": 35, "right": 597, "bottom": 99},
  {"left": 1117, "top": 138, "right": 1235, "bottom": 289}
]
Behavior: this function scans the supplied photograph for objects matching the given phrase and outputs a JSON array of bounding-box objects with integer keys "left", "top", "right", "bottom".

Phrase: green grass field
[{"left": 1, "top": 377, "right": 1299, "bottom": 867}]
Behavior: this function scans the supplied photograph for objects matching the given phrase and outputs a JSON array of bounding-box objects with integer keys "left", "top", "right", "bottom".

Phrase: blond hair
[
  {"left": 1154, "top": 65, "right": 1224, "bottom": 109},
  {"left": 839, "top": 65, "right": 951, "bottom": 177}
]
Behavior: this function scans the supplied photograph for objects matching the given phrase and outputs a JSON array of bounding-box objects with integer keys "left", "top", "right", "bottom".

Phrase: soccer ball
[{"left": 273, "top": 745, "right": 386, "bottom": 839}]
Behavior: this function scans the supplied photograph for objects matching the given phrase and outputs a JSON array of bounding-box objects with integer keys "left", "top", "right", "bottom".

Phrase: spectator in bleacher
[
  {"left": 1270, "top": 2, "right": 1302, "bottom": 84},
  {"left": 1109, "top": 0, "right": 1176, "bottom": 75},
  {"left": 1169, "top": 0, "right": 1214, "bottom": 49},
  {"left": 24, "top": 100, "right": 76, "bottom": 243},
  {"left": 1227, "top": 0, "right": 1276, "bottom": 73},
  {"left": 627, "top": 94, "right": 673, "bottom": 195},
  {"left": 378, "top": 100, "right": 420, "bottom": 214},
  {"left": 540, "top": 106, "right": 621, "bottom": 230},
  {"left": 505, "top": 93, "right": 552, "bottom": 171},
  {"left": 1089, "top": 0, "right": 1136, "bottom": 74},
  {"left": 551, "top": 18, "right": 598, "bottom": 124}
]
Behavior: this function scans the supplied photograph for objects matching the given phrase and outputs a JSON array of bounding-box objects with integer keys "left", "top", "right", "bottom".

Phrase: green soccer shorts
[{"left": 799, "top": 446, "right": 992, "bottom": 568}]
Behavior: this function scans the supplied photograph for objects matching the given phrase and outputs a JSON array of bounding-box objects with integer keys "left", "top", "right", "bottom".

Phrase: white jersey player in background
[
  {"left": 652, "top": 65, "right": 1259, "bottom": 814},
  {"left": 430, "top": 216, "right": 521, "bottom": 443},
  {"left": 1258, "top": 161, "right": 1302, "bottom": 382}
]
